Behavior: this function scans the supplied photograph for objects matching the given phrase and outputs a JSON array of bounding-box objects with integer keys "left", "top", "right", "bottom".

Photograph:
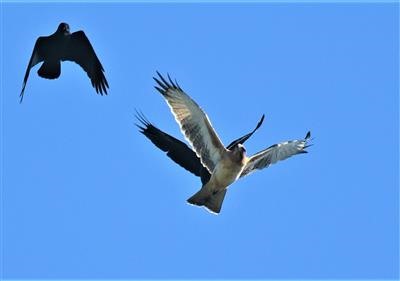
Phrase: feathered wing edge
[
  {"left": 20, "top": 38, "right": 44, "bottom": 103},
  {"left": 153, "top": 72, "right": 226, "bottom": 174},
  {"left": 65, "top": 31, "right": 109, "bottom": 95},
  {"left": 240, "top": 131, "right": 312, "bottom": 178},
  {"left": 226, "top": 114, "right": 265, "bottom": 150},
  {"left": 135, "top": 111, "right": 211, "bottom": 183}
]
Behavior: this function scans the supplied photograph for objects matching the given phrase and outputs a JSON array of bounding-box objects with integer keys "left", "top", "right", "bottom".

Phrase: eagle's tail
[
  {"left": 187, "top": 185, "right": 227, "bottom": 214},
  {"left": 187, "top": 188, "right": 210, "bottom": 207}
]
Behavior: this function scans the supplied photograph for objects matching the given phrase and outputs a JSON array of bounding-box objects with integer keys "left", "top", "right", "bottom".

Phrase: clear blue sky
[{"left": 1, "top": 2, "right": 398, "bottom": 279}]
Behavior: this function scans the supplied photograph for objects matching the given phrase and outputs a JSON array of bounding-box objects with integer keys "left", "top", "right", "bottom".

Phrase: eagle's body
[
  {"left": 140, "top": 72, "right": 312, "bottom": 214},
  {"left": 210, "top": 146, "right": 246, "bottom": 187}
]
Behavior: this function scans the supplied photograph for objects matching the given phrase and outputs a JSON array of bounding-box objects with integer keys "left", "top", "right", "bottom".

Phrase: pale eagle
[{"left": 140, "top": 72, "right": 311, "bottom": 214}]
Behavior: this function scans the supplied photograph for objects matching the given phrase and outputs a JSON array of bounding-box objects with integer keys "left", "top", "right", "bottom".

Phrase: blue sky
[{"left": 1, "top": 2, "right": 398, "bottom": 279}]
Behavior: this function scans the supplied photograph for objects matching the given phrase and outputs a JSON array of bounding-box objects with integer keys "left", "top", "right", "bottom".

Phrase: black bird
[
  {"left": 20, "top": 22, "right": 109, "bottom": 102},
  {"left": 136, "top": 111, "right": 265, "bottom": 185}
]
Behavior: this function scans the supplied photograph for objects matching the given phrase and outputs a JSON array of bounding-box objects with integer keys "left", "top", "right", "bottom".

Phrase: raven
[{"left": 20, "top": 22, "right": 108, "bottom": 102}]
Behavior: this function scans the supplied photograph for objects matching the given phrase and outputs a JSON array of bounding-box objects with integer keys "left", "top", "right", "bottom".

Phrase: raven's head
[{"left": 57, "top": 22, "right": 70, "bottom": 35}]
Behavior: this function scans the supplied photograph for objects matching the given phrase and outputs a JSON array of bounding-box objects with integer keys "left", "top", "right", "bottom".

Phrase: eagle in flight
[
  {"left": 138, "top": 72, "right": 312, "bottom": 214},
  {"left": 20, "top": 22, "right": 109, "bottom": 102},
  {"left": 136, "top": 112, "right": 265, "bottom": 186}
]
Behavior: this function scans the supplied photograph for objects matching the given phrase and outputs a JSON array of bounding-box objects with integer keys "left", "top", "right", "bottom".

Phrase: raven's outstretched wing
[
  {"left": 64, "top": 31, "right": 108, "bottom": 95},
  {"left": 226, "top": 114, "right": 265, "bottom": 150},
  {"left": 20, "top": 37, "right": 46, "bottom": 102},
  {"left": 136, "top": 112, "right": 212, "bottom": 184}
]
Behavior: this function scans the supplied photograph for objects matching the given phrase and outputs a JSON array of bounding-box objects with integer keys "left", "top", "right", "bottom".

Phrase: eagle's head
[{"left": 232, "top": 143, "right": 246, "bottom": 162}]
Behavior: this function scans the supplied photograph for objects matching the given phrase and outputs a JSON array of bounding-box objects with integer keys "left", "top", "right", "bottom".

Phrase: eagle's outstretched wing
[
  {"left": 154, "top": 72, "right": 226, "bottom": 174},
  {"left": 241, "top": 131, "right": 312, "bottom": 177}
]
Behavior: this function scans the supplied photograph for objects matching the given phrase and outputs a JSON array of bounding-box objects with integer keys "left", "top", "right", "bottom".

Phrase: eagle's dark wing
[
  {"left": 226, "top": 114, "right": 265, "bottom": 150},
  {"left": 63, "top": 31, "right": 108, "bottom": 95},
  {"left": 240, "top": 131, "right": 312, "bottom": 178},
  {"left": 154, "top": 72, "right": 226, "bottom": 174},
  {"left": 136, "top": 113, "right": 211, "bottom": 185},
  {"left": 20, "top": 37, "right": 46, "bottom": 103}
]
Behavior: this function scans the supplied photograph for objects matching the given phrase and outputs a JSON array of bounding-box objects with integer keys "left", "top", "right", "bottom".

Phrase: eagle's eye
[{"left": 237, "top": 144, "right": 246, "bottom": 153}]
